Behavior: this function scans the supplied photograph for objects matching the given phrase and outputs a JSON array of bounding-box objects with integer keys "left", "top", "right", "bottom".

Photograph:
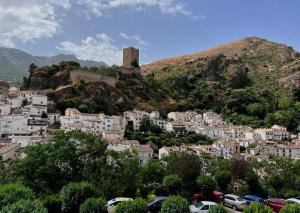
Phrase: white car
[
  {"left": 224, "top": 194, "right": 248, "bottom": 211},
  {"left": 189, "top": 201, "right": 217, "bottom": 213},
  {"left": 286, "top": 198, "right": 300, "bottom": 205},
  {"left": 107, "top": 197, "right": 133, "bottom": 213}
]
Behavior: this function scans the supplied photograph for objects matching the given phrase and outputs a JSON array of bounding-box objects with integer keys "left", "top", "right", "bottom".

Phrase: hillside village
[{"left": 1, "top": 47, "right": 300, "bottom": 165}]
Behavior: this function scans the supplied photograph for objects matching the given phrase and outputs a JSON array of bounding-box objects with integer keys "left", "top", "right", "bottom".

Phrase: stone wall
[
  {"left": 0, "top": 80, "right": 9, "bottom": 97},
  {"left": 70, "top": 70, "right": 117, "bottom": 87}
]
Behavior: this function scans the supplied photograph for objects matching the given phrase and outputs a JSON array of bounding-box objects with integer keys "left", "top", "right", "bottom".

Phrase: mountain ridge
[{"left": 0, "top": 47, "right": 107, "bottom": 84}]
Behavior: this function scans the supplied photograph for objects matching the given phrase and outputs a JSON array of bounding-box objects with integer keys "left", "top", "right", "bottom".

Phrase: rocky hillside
[
  {"left": 0, "top": 47, "right": 106, "bottom": 84},
  {"left": 25, "top": 37, "right": 300, "bottom": 130},
  {"left": 141, "top": 37, "right": 300, "bottom": 130},
  {"left": 142, "top": 37, "right": 300, "bottom": 99}
]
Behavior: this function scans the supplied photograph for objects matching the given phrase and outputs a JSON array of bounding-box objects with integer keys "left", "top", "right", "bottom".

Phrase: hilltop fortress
[{"left": 26, "top": 47, "right": 140, "bottom": 90}]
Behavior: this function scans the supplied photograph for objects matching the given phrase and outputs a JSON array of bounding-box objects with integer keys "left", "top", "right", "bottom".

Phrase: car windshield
[
  {"left": 195, "top": 202, "right": 204, "bottom": 208},
  {"left": 237, "top": 197, "right": 244, "bottom": 202}
]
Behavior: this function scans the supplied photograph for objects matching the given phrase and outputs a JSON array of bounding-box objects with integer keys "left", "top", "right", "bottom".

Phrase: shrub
[
  {"left": 60, "top": 182, "right": 98, "bottom": 213},
  {"left": 196, "top": 175, "right": 217, "bottom": 200},
  {"left": 208, "top": 205, "right": 227, "bottom": 213},
  {"left": 280, "top": 204, "right": 300, "bottom": 213},
  {"left": 1, "top": 199, "right": 47, "bottom": 213},
  {"left": 41, "top": 194, "right": 62, "bottom": 213},
  {"left": 0, "top": 184, "right": 35, "bottom": 209},
  {"left": 163, "top": 175, "right": 182, "bottom": 195},
  {"left": 243, "top": 202, "right": 273, "bottom": 213},
  {"left": 80, "top": 197, "right": 107, "bottom": 213},
  {"left": 160, "top": 196, "right": 189, "bottom": 213},
  {"left": 115, "top": 198, "right": 148, "bottom": 213}
]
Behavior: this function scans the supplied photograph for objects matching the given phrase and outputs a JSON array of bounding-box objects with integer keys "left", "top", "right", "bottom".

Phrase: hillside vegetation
[
  {"left": 26, "top": 37, "right": 300, "bottom": 131},
  {"left": 142, "top": 37, "right": 300, "bottom": 130}
]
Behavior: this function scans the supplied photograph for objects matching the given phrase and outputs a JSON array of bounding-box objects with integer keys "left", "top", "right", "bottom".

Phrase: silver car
[{"left": 224, "top": 194, "right": 248, "bottom": 211}]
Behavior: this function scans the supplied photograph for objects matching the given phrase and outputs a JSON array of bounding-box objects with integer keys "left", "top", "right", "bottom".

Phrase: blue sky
[{"left": 1, "top": 0, "right": 300, "bottom": 65}]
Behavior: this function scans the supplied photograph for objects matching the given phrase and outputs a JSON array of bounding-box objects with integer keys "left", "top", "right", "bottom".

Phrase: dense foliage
[
  {"left": 243, "top": 202, "right": 273, "bottom": 213},
  {"left": 0, "top": 131, "right": 299, "bottom": 212},
  {"left": 208, "top": 205, "right": 227, "bottom": 213},
  {"left": 79, "top": 197, "right": 107, "bottom": 213},
  {"left": 160, "top": 196, "right": 189, "bottom": 213},
  {"left": 115, "top": 198, "right": 148, "bottom": 213}
]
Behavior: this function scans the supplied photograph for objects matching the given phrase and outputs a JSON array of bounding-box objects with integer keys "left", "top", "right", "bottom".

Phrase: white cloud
[
  {"left": 76, "top": 0, "right": 192, "bottom": 17},
  {"left": 0, "top": 0, "right": 70, "bottom": 47},
  {"left": 57, "top": 34, "right": 123, "bottom": 66},
  {"left": 120, "top": 32, "right": 149, "bottom": 46}
]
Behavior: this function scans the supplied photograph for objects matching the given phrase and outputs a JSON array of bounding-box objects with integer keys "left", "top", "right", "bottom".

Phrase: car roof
[
  {"left": 244, "top": 195, "right": 262, "bottom": 199},
  {"left": 225, "top": 194, "right": 240, "bottom": 198},
  {"left": 201, "top": 201, "right": 217, "bottom": 205},
  {"left": 286, "top": 198, "right": 300, "bottom": 202},
  {"left": 148, "top": 196, "right": 167, "bottom": 205},
  {"left": 268, "top": 198, "right": 287, "bottom": 204},
  {"left": 107, "top": 197, "right": 132, "bottom": 205}
]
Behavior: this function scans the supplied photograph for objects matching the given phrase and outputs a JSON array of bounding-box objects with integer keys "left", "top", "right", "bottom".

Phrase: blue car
[
  {"left": 148, "top": 196, "right": 167, "bottom": 213},
  {"left": 243, "top": 195, "right": 266, "bottom": 204}
]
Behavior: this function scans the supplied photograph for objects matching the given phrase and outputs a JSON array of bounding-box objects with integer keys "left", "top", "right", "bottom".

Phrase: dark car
[
  {"left": 243, "top": 195, "right": 265, "bottom": 204},
  {"left": 148, "top": 196, "right": 167, "bottom": 213},
  {"left": 266, "top": 198, "right": 287, "bottom": 212}
]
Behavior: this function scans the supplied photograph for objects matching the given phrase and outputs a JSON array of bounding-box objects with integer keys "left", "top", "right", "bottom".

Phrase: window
[{"left": 202, "top": 205, "right": 209, "bottom": 210}]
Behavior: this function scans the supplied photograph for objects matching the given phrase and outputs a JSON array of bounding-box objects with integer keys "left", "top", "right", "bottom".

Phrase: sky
[{"left": 0, "top": 0, "right": 300, "bottom": 65}]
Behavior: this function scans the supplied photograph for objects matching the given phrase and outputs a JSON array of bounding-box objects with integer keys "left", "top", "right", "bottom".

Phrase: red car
[
  {"left": 192, "top": 191, "right": 224, "bottom": 204},
  {"left": 266, "top": 198, "right": 287, "bottom": 212}
]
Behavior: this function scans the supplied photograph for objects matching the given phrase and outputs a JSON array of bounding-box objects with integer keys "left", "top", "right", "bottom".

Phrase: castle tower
[{"left": 123, "top": 47, "right": 139, "bottom": 69}]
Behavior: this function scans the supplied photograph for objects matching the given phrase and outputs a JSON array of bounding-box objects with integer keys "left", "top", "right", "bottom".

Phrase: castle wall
[
  {"left": 70, "top": 70, "right": 117, "bottom": 87},
  {"left": 0, "top": 81, "right": 9, "bottom": 97}
]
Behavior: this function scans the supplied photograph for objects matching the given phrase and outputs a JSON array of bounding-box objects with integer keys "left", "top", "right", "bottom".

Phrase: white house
[
  {"left": 132, "top": 144, "right": 153, "bottom": 165},
  {"left": 158, "top": 146, "right": 198, "bottom": 159},
  {"left": 0, "top": 144, "right": 20, "bottom": 162},
  {"left": 166, "top": 121, "right": 187, "bottom": 135},
  {"left": 213, "top": 139, "right": 240, "bottom": 158},
  {"left": 0, "top": 102, "right": 11, "bottom": 115}
]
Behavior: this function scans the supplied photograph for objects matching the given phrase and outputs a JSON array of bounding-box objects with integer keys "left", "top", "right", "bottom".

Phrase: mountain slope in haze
[{"left": 0, "top": 47, "right": 107, "bottom": 84}]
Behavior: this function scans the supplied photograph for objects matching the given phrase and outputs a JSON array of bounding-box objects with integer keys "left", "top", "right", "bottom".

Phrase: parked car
[
  {"left": 148, "top": 196, "right": 167, "bottom": 213},
  {"left": 266, "top": 198, "right": 287, "bottom": 212},
  {"left": 243, "top": 195, "right": 266, "bottom": 204},
  {"left": 189, "top": 201, "right": 217, "bottom": 213},
  {"left": 192, "top": 191, "right": 224, "bottom": 204},
  {"left": 107, "top": 197, "right": 133, "bottom": 213},
  {"left": 224, "top": 194, "right": 248, "bottom": 211},
  {"left": 286, "top": 197, "right": 300, "bottom": 205}
]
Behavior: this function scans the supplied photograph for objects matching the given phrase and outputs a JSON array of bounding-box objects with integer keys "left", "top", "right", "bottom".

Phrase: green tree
[
  {"left": 115, "top": 198, "right": 148, "bottom": 213},
  {"left": 243, "top": 202, "right": 273, "bottom": 213},
  {"left": 1, "top": 199, "right": 47, "bottom": 213},
  {"left": 41, "top": 194, "right": 62, "bottom": 213},
  {"left": 160, "top": 196, "right": 189, "bottom": 213},
  {"left": 163, "top": 175, "right": 183, "bottom": 195},
  {"left": 196, "top": 175, "right": 217, "bottom": 200},
  {"left": 215, "top": 171, "right": 232, "bottom": 193},
  {"left": 278, "top": 97, "right": 293, "bottom": 110},
  {"left": 280, "top": 204, "right": 300, "bottom": 213},
  {"left": 98, "top": 152, "right": 140, "bottom": 198},
  {"left": 0, "top": 184, "right": 35, "bottom": 209},
  {"left": 230, "top": 159, "right": 251, "bottom": 180},
  {"left": 140, "top": 116, "right": 151, "bottom": 132},
  {"left": 165, "top": 153, "right": 202, "bottom": 194},
  {"left": 208, "top": 205, "right": 227, "bottom": 213},
  {"left": 139, "top": 159, "right": 165, "bottom": 196},
  {"left": 60, "top": 182, "right": 98, "bottom": 213},
  {"left": 80, "top": 197, "right": 107, "bottom": 213},
  {"left": 11, "top": 131, "right": 107, "bottom": 194}
]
